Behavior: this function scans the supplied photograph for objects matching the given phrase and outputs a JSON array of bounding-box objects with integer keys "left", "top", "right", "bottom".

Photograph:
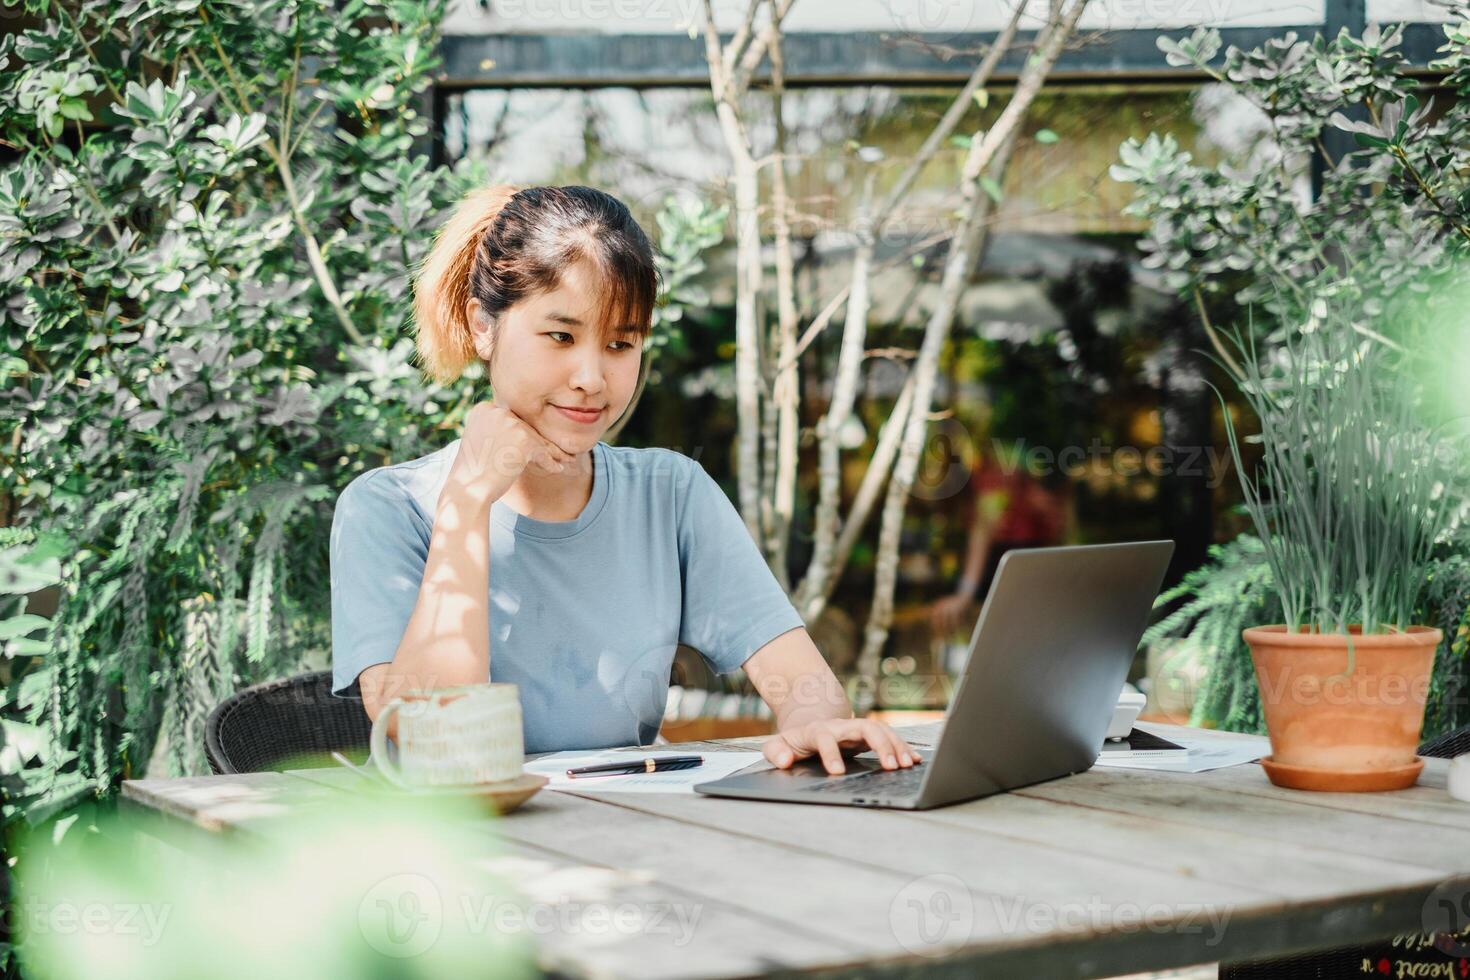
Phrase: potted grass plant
[{"left": 1219, "top": 306, "right": 1464, "bottom": 792}]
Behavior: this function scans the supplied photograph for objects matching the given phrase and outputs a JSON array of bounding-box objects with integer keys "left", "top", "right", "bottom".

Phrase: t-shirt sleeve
[
  {"left": 329, "top": 471, "right": 431, "bottom": 699},
  {"left": 676, "top": 457, "right": 805, "bottom": 675}
]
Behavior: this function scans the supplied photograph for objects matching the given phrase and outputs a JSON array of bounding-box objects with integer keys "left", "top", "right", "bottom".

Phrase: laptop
[{"left": 694, "top": 540, "right": 1175, "bottom": 810}]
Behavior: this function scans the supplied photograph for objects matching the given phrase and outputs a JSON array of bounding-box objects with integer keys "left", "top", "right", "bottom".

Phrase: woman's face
[{"left": 469, "top": 258, "right": 644, "bottom": 456}]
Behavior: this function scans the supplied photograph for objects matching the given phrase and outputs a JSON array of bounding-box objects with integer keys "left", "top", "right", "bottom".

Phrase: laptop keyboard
[
  {"left": 799, "top": 762, "right": 928, "bottom": 796},
  {"left": 891, "top": 722, "right": 942, "bottom": 747}
]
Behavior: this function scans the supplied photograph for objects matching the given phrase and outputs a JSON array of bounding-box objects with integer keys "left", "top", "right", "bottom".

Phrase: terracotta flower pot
[{"left": 1242, "top": 624, "right": 1441, "bottom": 792}]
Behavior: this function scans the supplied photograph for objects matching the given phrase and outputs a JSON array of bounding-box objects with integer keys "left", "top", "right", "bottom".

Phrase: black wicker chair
[
  {"left": 1218, "top": 723, "right": 1470, "bottom": 978},
  {"left": 205, "top": 670, "right": 372, "bottom": 775}
]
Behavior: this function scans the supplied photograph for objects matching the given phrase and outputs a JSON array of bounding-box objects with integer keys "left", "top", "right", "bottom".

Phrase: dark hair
[{"left": 412, "top": 184, "right": 660, "bottom": 385}]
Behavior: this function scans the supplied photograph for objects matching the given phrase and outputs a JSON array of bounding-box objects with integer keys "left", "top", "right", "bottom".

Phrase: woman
[{"left": 330, "top": 184, "right": 920, "bottom": 776}]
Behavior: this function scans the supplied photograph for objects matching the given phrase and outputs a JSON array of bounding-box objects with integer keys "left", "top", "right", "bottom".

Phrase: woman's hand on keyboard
[{"left": 763, "top": 718, "right": 922, "bottom": 776}]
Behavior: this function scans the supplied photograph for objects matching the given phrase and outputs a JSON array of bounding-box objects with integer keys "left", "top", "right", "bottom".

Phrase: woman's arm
[
  {"left": 355, "top": 401, "right": 572, "bottom": 741},
  {"left": 357, "top": 479, "right": 496, "bottom": 741},
  {"left": 742, "top": 628, "right": 920, "bottom": 775}
]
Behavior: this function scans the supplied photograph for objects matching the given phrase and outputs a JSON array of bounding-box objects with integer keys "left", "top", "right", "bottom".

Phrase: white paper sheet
[
  {"left": 524, "top": 750, "right": 767, "bottom": 794},
  {"left": 1092, "top": 723, "right": 1271, "bottom": 773}
]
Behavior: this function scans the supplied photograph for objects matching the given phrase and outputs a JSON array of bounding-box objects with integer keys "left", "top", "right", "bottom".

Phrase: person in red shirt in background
[{"left": 928, "top": 443, "right": 1075, "bottom": 640}]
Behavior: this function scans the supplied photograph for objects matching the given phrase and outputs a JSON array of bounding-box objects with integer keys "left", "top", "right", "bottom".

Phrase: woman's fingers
[
  {"left": 762, "top": 733, "right": 796, "bottom": 768},
  {"left": 533, "top": 427, "right": 575, "bottom": 466},
  {"left": 815, "top": 728, "right": 846, "bottom": 775},
  {"left": 768, "top": 720, "right": 922, "bottom": 775},
  {"left": 873, "top": 723, "right": 907, "bottom": 769},
  {"left": 503, "top": 410, "right": 574, "bottom": 469},
  {"left": 863, "top": 720, "right": 910, "bottom": 769},
  {"left": 845, "top": 720, "right": 918, "bottom": 769}
]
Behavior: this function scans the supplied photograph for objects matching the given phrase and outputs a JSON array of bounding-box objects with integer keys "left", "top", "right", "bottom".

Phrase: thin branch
[
  {"left": 186, "top": 43, "right": 366, "bottom": 345},
  {"left": 730, "top": 0, "right": 796, "bottom": 98},
  {"left": 286, "top": 101, "right": 328, "bottom": 161},
  {"left": 873, "top": 0, "right": 1026, "bottom": 228},
  {"left": 54, "top": 1, "right": 123, "bottom": 102},
  {"left": 853, "top": 0, "right": 1087, "bottom": 708},
  {"left": 281, "top": 29, "right": 302, "bottom": 160},
  {"left": 776, "top": 226, "right": 955, "bottom": 374},
  {"left": 806, "top": 367, "right": 918, "bottom": 621},
  {"left": 719, "top": 0, "right": 764, "bottom": 91},
  {"left": 764, "top": 6, "right": 800, "bottom": 586},
  {"left": 700, "top": 0, "right": 767, "bottom": 538},
  {"left": 795, "top": 1, "right": 1024, "bottom": 615},
  {"left": 1192, "top": 288, "right": 1244, "bottom": 378}
]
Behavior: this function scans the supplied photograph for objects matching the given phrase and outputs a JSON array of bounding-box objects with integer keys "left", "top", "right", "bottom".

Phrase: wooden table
[{"left": 121, "top": 721, "right": 1470, "bottom": 979}]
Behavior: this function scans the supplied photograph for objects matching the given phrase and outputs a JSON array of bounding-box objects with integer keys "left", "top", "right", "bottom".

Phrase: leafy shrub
[
  {"left": 1116, "top": 13, "right": 1470, "bottom": 736},
  {"left": 0, "top": 0, "right": 720, "bottom": 893}
]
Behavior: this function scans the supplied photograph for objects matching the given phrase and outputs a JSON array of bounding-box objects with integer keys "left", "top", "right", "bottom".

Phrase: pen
[{"left": 566, "top": 754, "right": 704, "bottom": 778}]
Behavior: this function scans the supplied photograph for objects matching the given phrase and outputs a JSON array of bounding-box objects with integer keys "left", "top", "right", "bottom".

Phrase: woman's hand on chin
[
  {"left": 452, "top": 400, "right": 574, "bottom": 500},
  {"left": 761, "top": 717, "right": 921, "bottom": 776}
]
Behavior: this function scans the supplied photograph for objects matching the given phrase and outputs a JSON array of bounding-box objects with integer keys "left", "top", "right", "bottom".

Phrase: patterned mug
[{"left": 368, "top": 682, "right": 524, "bottom": 788}]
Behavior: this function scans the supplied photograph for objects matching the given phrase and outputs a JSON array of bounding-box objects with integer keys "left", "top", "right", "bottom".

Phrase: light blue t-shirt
[{"left": 329, "top": 440, "right": 805, "bottom": 753}]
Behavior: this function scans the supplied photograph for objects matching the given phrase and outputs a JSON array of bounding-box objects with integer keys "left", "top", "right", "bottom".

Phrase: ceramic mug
[{"left": 368, "top": 682, "right": 524, "bottom": 789}]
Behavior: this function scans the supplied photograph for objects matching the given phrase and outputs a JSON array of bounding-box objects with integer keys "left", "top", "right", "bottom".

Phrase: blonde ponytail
[{"left": 412, "top": 183, "right": 522, "bottom": 385}]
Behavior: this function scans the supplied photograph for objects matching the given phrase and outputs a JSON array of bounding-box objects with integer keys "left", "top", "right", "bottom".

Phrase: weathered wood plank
[
  {"left": 121, "top": 771, "right": 347, "bottom": 833},
  {"left": 1166, "top": 757, "right": 1469, "bottom": 829},
  {"left": 883, "top": 720, "right": 1470, "bottom": 848},
  {"left": 1009, "top": 767, "right": 1470, "bottom": 874},
  {"left": 551, "top": 779, "right": 1265, "bottom": 899},
  {"left": 283, "top": 766, "right": 1268, "bottom": 968},
  {"left": 903, "top": 791, "right": 1443, "bottom": 895},
  {"left": 480, "top": 787, "right": 1467, "bottom": 980},
  {"left": 125, "top": 770, "right": 857, "bottom": 980},
  {"left": 117, "top": 718, "right": 1470, "bottom": 980}
]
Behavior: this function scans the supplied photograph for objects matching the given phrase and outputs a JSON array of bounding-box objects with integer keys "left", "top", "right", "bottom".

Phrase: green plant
[
  {"left": 1422, "top": 549, "right": 1470, "bottom": 736},
  {"left": 1145, "top": 532, "right": 1470, "bottom": 738},
  {"left": 1115, "top": 11, "right": 1470, "bottom": 728},
  {"left": 11, "top": 782, "right": 535, "bottom": 978},
  {"left": 1216, "top": 308, "right": 1464, "bottom": 639},
  {"left": 1111, "top": 11, "right": 1470, "bottom": 353},
  {"left": 0, "top": 3, "right": 475, "bottom": 860},
  {"left": 0, "top": 3, "right": 720, "bottom": 957},
  {"left": 1142, "top": 534, "right": 1280, "bottom": 733}
]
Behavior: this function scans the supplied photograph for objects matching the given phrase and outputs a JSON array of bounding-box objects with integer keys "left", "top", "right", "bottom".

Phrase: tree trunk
[
  {"left": 794, "top": 3, "right": 1026, "bottom": 619},
  {"left": 701, "top": 0, "right": 792, "bottom": 543},
  {"left": 766, "top": 21, "right": 800, "bottom": 590},
  {"left": 854, "top": 0, "right": 1090, "bottom": 714}
]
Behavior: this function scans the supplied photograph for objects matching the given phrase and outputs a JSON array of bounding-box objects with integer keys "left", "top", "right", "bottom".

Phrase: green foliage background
[
  {"left": 1117, "top": 14, "right": 1470, "bottom": 735},
  {"left": 0, "top": 0, "right": 481, "bottom": 841},
  {"left": 0, "top": 0, "right": 723, "bottom": 935}
]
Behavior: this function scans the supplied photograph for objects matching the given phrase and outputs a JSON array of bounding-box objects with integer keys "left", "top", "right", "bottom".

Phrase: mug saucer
[{"left": 363, "top": 771, "right": 549, "bottom": 814}]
